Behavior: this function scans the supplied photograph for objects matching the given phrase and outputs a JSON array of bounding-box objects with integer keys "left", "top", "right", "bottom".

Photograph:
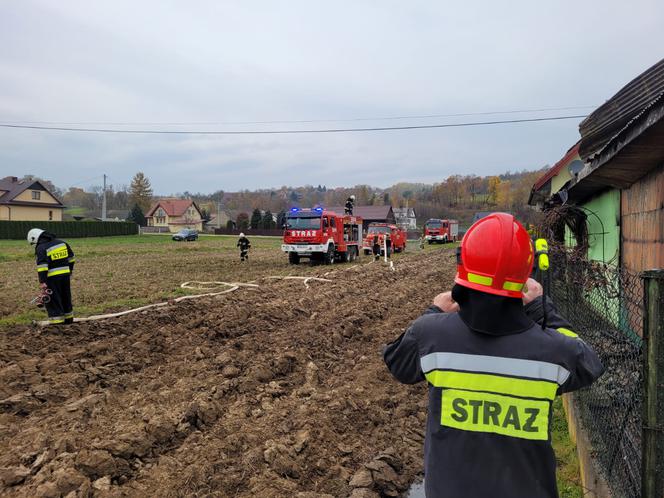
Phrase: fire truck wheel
[
  {"left": 363, "top": 249, "right": 371, "bottom": 255},
  {"left": 324, "top": 246, "right": 335, "bottom": 265},
  {"left": 288, "top": 252, "right": 300, "bottom": 265}
]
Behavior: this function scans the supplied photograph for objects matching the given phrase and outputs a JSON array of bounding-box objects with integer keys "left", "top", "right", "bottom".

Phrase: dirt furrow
[{"left": 1, "top": 248, "right": 456, "bottom": 497}]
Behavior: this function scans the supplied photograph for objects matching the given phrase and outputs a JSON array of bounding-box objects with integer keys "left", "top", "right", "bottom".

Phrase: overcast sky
[{"left": 1, "top": 1, "right": 663, "bottom": 194}]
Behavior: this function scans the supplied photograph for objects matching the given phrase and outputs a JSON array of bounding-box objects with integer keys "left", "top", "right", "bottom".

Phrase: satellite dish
[{"left": 568, "top": 160, "right": 584, "bottom": 177}]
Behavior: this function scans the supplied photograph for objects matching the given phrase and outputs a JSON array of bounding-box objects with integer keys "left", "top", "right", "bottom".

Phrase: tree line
[{"left": 25, "top": 166, "right": 547, "bottom": 228}]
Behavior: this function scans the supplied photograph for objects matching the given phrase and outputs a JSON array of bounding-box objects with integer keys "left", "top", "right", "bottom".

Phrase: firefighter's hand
[
  {"left": 433, "top": 292, "right": 459, "bottom": 313},
  {"left": 522, "top": 278, "right": 543, "bottom": 305},
  {"left": 39, "top": 283, "right": 48, "bottom": 290}
]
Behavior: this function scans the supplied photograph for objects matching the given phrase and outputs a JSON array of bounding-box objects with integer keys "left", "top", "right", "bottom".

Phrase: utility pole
[{"left": 102, "top": 174, "right": 107, "bottom": 221}]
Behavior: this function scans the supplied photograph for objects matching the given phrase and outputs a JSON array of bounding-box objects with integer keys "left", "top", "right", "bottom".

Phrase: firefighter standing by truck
[
  {"left": 383, "top": 213, "right": 604, "bottom": 498},
  {"left": 372, "top": 234, "right": 381, "bottom": 261},
  {"left": 237, "top": 233, "right": 251, "bottom": 262},
  {"left": 28, "top": 228, "right": 75, "bottom": 325}
]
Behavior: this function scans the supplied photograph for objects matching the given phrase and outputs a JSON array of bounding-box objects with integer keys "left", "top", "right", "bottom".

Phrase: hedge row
[{"left": 0, "top": 220, "right": 138, "bottom": 239}]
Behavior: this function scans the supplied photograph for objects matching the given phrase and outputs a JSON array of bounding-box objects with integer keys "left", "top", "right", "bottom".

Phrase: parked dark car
[{"left": 172, "top": 229, "right": 198, "bottom": 241}]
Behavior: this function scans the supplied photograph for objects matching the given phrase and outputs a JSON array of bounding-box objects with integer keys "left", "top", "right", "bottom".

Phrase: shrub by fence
[
  {"left": 548, "top": 249, "right": 647, "bottom": 497},
  {"left": 0, "top": 220, "right": 138, "bottom": 239}
]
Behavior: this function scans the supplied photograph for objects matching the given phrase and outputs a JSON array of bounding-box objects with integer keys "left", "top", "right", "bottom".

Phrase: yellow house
[
  {"left": 0, "top": 176, "right": 64, "bottom": 221},
  {"left": 146, "top": 199, "right": 203, "bottom": 232}
]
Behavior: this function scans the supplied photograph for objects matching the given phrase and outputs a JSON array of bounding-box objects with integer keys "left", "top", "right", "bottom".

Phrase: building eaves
[
  {"left": 568, "top": 92, "right": 664, "bottom": 202},
  {"left": 0, "top": 200, "right": 65, "bottom": 209},
  {"left": 579, "top": 58, "right": 664, "bottom": 162},
  {"left": 532, "top": 142, "right": 581, "bottom": 193}
]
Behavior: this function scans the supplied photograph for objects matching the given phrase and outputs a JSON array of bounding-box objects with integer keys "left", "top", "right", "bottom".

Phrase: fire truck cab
[
  {"left": 362, "top": 223, "right": 407, "bottom": 255},
  {"left": 281, "top": 208, "right": 362, "bottom": 264},
  {"left": 424, "top": 218, "right": 459, "bottom": 244}
]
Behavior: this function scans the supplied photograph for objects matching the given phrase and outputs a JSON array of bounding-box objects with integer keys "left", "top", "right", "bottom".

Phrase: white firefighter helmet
[
  {"left": 239, "top": 232, "right": 245, "bottom": 238},
  {"left": 27, "top": 228, "right": 45, "bottom": 245},
  {"left": 350, "top": 195, "right": 355, "bottom": 200}
]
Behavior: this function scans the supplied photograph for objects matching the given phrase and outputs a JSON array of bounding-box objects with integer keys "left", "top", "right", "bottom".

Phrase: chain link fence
[{"left": 548, "top": 248, "right": 644, "bottom": 498}]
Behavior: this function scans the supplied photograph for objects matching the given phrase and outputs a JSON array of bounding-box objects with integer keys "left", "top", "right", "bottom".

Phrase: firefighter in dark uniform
[
  {"left": 28, "top": 228, "right": 75, "bottom": 325},
  {"left": 344, "top": 195, "right": 355, "bottom": 215},
  {"left": 384, "top": 213, "right": 604, "bottom": 498},
  {"left": 237, "top": 232, "right": 251, "bottom": 262},
  {"left": 372, "top": 234, "right": 381, "bottom": 261}
]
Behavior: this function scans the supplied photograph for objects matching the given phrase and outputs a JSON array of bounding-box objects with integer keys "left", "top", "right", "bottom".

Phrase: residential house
[
  {"left": 393, "top": 207, "right": 417, "bottom": 229},
  {"left": 0, "top": 176, "right": 64, "bottom": 221},
  {"left": 146, "top": 199, "right": 203, "bottom": 232},
  {"left": 531, "top": 58, "right": 664, "bottom": 272},
  {"left": 216, "top": 209, "right": 241, "bottom": 228},
  {"left": 328, "top": 205, "right": 396, "bottom": 233}
]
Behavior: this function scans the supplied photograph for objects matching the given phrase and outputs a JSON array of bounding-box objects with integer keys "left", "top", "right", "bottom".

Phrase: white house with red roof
[{"left": 145, "top": 199, "right": 203, "bottom": 233}]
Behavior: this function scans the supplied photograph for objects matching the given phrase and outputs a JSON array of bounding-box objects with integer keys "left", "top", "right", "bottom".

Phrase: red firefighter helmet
[{"left": 455, "top": 212, "right": 533, "bottom": 298}]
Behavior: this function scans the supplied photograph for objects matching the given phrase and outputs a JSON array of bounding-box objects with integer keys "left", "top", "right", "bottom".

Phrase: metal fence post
[{"left": 642, "top": 269, "right": 664, "bottom": 498}]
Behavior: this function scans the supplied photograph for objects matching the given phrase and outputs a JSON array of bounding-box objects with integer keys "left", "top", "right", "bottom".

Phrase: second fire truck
[{"left": 423, "top": 218, "right": 459, "bottom": 244}]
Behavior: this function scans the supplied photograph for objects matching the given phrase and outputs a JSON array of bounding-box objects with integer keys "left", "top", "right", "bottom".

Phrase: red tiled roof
[
  {"left": 147, "top": 199, "right": 199, "bottom": 217},
  {"left": 532, "top": 142, "right": 581, "bottom": 192}
]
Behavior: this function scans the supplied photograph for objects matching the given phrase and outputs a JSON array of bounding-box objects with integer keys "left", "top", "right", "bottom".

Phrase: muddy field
[
  {"left": 1, "top": 245, "right": 457, "bottom": 497},
  {"left": 0, "top": 235, "right": 328, "bottom": 326}
]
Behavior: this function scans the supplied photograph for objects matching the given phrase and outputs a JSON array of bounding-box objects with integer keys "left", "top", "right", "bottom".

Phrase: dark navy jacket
[{"left": 384, "top": 297, "right": 604, "bottom": 498}]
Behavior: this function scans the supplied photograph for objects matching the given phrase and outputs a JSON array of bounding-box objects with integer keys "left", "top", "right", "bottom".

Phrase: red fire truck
[
  {"left": 362, "top": 223, "right": 407, "bottom": 255},
  {"left": 281, "top": 207, "right": 362, "bottom": 264},
  {"left": 424, "top": 218, "right": 459, "bottom": 244}
]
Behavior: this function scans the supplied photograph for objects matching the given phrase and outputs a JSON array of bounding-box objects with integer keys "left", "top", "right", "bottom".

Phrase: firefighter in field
[
  {"left": 28, "top": 228, "right": 75, "bottom": 325},
  {"left": 237, "top": 232, "right": 251, "bottom": 262},
  {"left": 372, "top": 234, "right": 381, "bottom": 261},
  {"left": 344, "top": 195, "right": 355, "bottom": 215},
  {"left": 384, "top": 213, "right": 604, "bottom": 498}
]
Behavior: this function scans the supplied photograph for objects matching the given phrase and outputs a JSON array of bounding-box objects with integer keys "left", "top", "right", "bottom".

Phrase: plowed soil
[{"left": 1, "top": 247, "right": 457, "bottom": 497}]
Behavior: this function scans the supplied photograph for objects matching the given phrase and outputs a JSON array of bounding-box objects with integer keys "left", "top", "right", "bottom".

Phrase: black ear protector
[{"left": 456, "top": 246, "right": 462, "bottom": 265}]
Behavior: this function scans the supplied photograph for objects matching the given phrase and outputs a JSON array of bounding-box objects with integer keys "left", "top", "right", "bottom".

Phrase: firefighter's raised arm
[{"left": 383, "top": 325, "right": 424, "bottom": 385}]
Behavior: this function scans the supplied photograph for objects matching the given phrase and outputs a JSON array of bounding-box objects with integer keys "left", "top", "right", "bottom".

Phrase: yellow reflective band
[
  {"left": 69, "top": 258, "right": 76, "bottom": 263},
  {"left": 556, "top": 327, "right": 579, "bottom": 338},
  {"left": 49, "top": 248, "right": 69, "bottom": 261},
  {"left": 467, "top": 273, "right": 493, "bottom": 286},
  {"left": 47, "top": 268, "right": 71, "bottom": 277},
  {"left": 441, "top": 389, "right": 550, "bottom": 441},
  {"left": 502, "top": 281, "right": 524, "bottom": 292},
  {"left": 37, "top": 267, "right": 48, "bottom": 272},
  {"left": 425, "top": 370, "right": 558, "bottom": 400}
]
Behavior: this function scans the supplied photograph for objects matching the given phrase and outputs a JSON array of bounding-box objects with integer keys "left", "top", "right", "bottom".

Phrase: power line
[
  {"left": 0, "top": 114, "right": 588, "bottom": 135},
  {"left": 0, "top": 105, "right": 596, "bottom": 126}
]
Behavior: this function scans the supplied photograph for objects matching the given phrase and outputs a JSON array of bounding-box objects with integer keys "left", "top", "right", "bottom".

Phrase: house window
[
  {"left": 32, "top": 191, "right": 41, "bottom": 200},
  {"left": 49, "top": 210, "right": 53, "bottom": 221},
  {"left": 156, "top": 216, "right": 166, "bottom": 224}
]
